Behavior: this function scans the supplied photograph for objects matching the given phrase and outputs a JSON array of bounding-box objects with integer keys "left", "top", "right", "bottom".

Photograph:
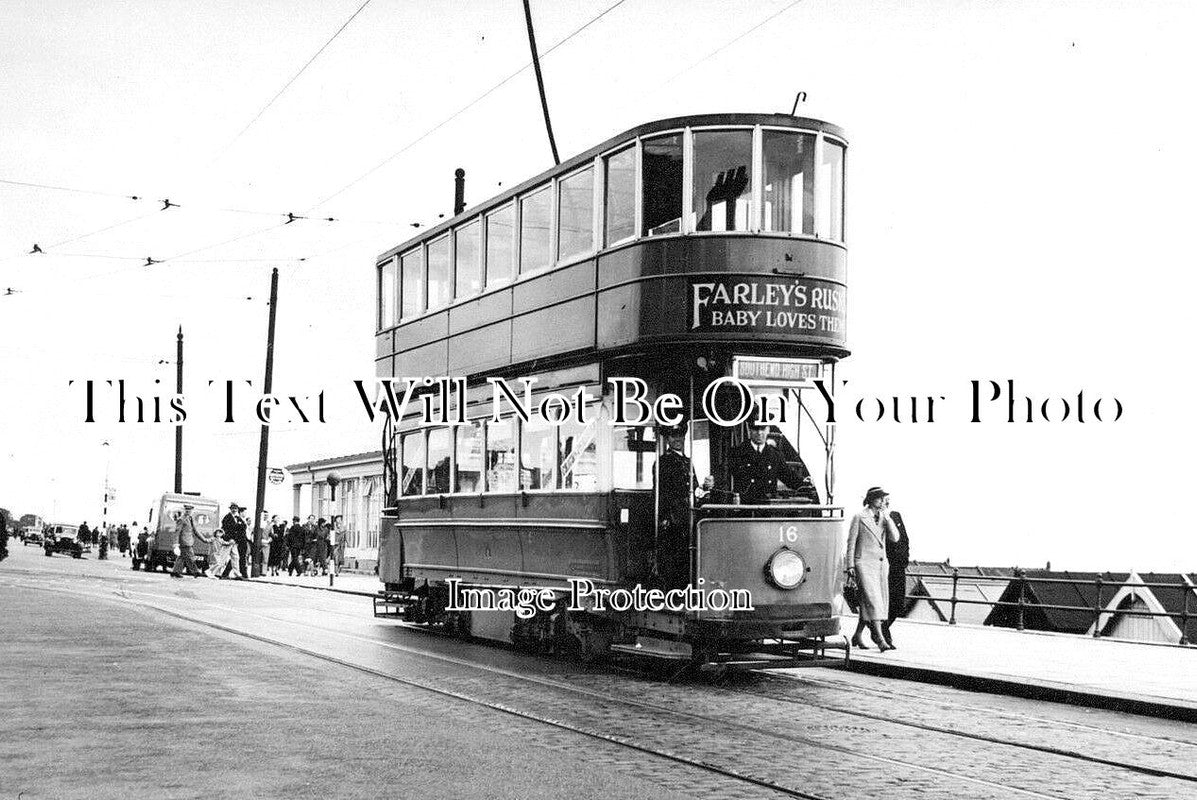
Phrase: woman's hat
[{"left": 864, "top": 486, "right": 889, "bottom": 504}]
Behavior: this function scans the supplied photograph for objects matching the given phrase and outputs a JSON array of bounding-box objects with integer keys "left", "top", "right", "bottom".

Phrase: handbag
[{"left": 843, "top": 570, "right": 860, "bottom": 613}]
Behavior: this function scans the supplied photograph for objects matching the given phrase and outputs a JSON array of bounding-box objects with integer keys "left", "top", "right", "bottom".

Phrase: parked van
[{"left": 135, "top": 494, "right": 220, "bottom": 572}]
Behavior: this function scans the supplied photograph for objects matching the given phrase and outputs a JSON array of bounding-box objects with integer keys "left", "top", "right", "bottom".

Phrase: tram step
[{"left": 610, "top": 637, "right": 693, "bottom": 660}]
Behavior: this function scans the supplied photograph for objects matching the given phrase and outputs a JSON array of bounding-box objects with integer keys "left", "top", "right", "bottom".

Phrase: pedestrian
[
  {"left": 845, "top": 487, "right": 900, "bottom": 651},
  {"left": 98, "top": 527, "right": 109, "bottom": 560},
  {"left": 170, "top": 504, "right": 211, "bottom": 578},
  {"left": 883, "top": 510, "right": 910, "bottom": 647},
  {"left": 313, "top": 518, "right": 330, "bottom": 575},
  {"left": 208, "top": 510, "right": 243, "bottom": 580},
  {"left": 80, "top": 521, "right": 91, "bottom": 546},
  {"left": 331, "top": 515, "right": 346, "bottom": 572},
  {"left": 286, "top": 516, "right": 306, "bottom": 576},
  {"left": 117, "top": 524, "right": 130, "bottom": 556},
  {"left": 0, "top": 512, "right": 9, "bottom": 563},
  {"left": 220, "top": 503, "right": 250, "bottom": 579},
  {"left": 303, "top": 515, "right": 318, "bottom": 575}
]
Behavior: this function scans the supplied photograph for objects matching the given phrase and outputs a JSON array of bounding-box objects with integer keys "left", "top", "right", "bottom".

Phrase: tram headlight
[{"left": 765, "top": 549, "right": 806, "bottom": 590}]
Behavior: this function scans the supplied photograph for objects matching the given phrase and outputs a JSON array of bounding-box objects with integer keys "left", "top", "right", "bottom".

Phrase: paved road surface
[{"left": 2, "top": 544, "right": 1195, "bottom": 799}]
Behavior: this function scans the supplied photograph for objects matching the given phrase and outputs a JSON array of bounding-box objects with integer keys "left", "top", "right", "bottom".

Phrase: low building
[
  {"left": 903, "top": 562, "right": 1015, "bottom": 625},
  {"left": 1091, "top": 571, "right": 1197, "bottom": 645},
  {"left": 985, "top": 570, "right": 1131, "bottom": 635},
  {"left": 287, "top": 451, "right": 384, "bottom": 573}
]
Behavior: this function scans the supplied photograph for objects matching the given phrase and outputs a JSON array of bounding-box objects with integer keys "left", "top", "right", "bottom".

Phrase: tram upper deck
[{"left": 375, "top": 113, "right": 848, "bottom": 381}]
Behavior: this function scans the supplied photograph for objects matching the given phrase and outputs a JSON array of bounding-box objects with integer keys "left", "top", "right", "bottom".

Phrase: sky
[{"left": 1, "top": 0, "right": 1195, "bottom": 572}]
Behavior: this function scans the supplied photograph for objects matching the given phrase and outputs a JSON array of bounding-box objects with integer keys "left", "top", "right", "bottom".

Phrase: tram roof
[{"left": 376, "top": 112, "right": 846, "bottom": 264}]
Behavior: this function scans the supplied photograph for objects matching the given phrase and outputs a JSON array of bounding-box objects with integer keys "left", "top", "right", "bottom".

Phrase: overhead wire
[
  {"left": 306, "top": 0, "right": 632, "bottom": 212},
  {"left": 213, "top": 0, "right": 378, "bottom": 160}
]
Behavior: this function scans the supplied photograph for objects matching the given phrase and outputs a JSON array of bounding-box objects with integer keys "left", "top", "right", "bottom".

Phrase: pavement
[
  {"left": 252, "top": 568, "right": 1197, "bottom": 721},
  {"left": 832, "top": 617, "right": 1197, "bottom": 720}
]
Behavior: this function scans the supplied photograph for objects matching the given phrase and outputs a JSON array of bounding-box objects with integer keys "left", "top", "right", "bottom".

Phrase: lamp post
[
  {"left": 325, "top": 473, "right": 340, "bottom": 586},
  {"left": 101, "top": 441, "right": 111, "bottom": 545}
]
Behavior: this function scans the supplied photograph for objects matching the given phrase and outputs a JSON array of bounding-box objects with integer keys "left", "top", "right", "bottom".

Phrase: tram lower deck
[{"left": 371, "top": 113, "right": 851, "bottom": 669}]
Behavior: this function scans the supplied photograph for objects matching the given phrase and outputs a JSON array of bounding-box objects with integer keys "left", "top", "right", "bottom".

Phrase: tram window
[
  {"left": 519, "top": 186, "right": 551, "bottom": 274},
  {"left": 817, "top": 140, "right": 845, "bottom": 242},
  {"left": 692, "top": 130, "right": 752, "bottom": 232},
  {"left": 641, "top": 133, "right": 683, "bottom": 236},
  {"left": 559, "top": 416, "right": 599, "bottom": 491},
  {"left": 454, "top": 421, "right": 484, "bottom": 492},
  {"left": 427, "top": 427, "right": 452, "bottom": 494},
  {"left": 400, "top": 248, "right": 424, "bottom": 319},
  {"left": 612, "top": 426, "right": 656, "bottom": 490},
  {"left": 401, "top": 431, "right": 425, "bottom": 496},
  {"left": 454, "top": 220, "right": 482, "bottom": 299},
  {"left": 486, "top": 418, "right": 517, "bottom": 492},
  {"left": 762, "top": 131, "right": 815, "bottom": 235},
  {"left": 427, "top": 236, "right": 451, "bottom": 309},
  {"left": 604, "top": 145, "right": 635, "bottom": 245},
  {"left": 378, "top": 258, "right": 397, "bottom": 329},
  {"left": 520, "top": 417, "right": 557, "bottom": 490},
  {"left": 485, "top": 204, "right": 515, "bottom": 286},
  {"left": 557, "top": 166, "right": 594, "bottom": 261}
]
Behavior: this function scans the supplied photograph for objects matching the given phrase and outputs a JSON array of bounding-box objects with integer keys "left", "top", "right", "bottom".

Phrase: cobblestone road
[{"left": 3, "top": 547, "right": 1193, "bottom": 800}]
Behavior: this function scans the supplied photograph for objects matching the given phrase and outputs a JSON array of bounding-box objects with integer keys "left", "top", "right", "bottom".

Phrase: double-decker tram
[{"left": 373, "top": 113, "right": 850, "bottom": 670}]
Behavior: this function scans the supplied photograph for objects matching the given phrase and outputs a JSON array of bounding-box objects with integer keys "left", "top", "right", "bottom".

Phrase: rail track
[{"left": 4, "top": 569, "right": 1194, "bottom": 800}]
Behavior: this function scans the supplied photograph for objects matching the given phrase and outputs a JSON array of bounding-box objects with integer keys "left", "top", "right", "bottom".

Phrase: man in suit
[
  {"left": 883, "top": 510, "right": 910, "bottom": 646},
  {"left": 728, "top": 425, "right": 818, "bottom": 504},
  {"left": 219, "top": 503, "right": 249, "bottom": 580},
  {"left": 170, "top": 504, "right": 210, "bottom": 578}
]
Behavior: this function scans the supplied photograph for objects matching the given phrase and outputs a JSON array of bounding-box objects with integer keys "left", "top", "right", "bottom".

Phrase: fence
[{"left": 904, "top": 568, "right": 1195, "bottom": 647}]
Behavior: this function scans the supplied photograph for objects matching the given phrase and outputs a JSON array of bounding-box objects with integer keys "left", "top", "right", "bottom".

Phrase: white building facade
[{"left": 287, "top": 451, "right": 384, "bottom": 573}]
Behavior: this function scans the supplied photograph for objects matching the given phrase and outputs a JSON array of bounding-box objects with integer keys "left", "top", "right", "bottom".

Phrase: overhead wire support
[{"left": 522, "top": 0, "right": 560, "bottom": 166}]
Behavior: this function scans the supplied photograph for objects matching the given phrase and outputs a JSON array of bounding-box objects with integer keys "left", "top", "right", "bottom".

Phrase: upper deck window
[
  {"left": 604, "top": 145, "right": 635, "bottom": 246},
  {"left": 519, "top": 186, "right": 551, "bottom": 274},
  {"left": 400, "top": 249, "right": 424, "bottom": 319},
  {"left": 486, "top": 204, "right": 515, "bottom": 286},
  {"left": 692, "top": 130, "right": 752, "bottom": 232},
  {"left": 641, "top": 133, "right": 683, "bottom": 236},
  {"left": 427, "top": 236, "right": 451, "bottom": 309},
  {"left": 557, "top": 166, "right": 594, "bottom": 261},
  {"left": 378, "top": 258, "right": 397, "bottom": 329},
  {"left": 454, "top": 220, "right": 482, "bottom": 298},
  {"left": 762, "top": 130, "right": 815, "bottom": 235},
  {"left": 818, "top": 140, "right": 845, "bottom": 242}
]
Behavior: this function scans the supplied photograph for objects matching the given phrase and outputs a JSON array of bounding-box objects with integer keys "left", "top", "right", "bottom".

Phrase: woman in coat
[{"left": 845, "top": 487, "right": 900, "bottom": 651}]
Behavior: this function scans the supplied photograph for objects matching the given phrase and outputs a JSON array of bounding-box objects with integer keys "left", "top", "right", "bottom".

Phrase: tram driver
[{"left": 728, "top": 420, "right": 820, "bottom": 505}]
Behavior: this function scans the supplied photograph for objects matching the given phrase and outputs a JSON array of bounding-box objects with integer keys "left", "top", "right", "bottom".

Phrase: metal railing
[{"left": 903, "top": 568, "right": 1195, "bottom": 647}]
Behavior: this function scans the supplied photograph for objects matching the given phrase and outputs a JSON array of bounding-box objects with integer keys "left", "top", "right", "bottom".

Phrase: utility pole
[
  {"left": 251, "top": 268, "right": 279, "bottom": 577},
  {"left": 174, "top": 326, "right": 184, "bottom": 493}
]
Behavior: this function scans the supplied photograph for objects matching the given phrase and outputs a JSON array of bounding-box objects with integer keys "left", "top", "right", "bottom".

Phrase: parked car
[
  {"left": 43, "top": 524, "right": 85, "bottom": 558},
  {"left": 22, "top": 528, "right": 44, "bottom": 546}
]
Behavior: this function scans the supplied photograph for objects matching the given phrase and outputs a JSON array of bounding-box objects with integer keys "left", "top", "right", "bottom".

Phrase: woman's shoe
[{"left": 851, "top": 635, "right": 869, "bottom": 650}]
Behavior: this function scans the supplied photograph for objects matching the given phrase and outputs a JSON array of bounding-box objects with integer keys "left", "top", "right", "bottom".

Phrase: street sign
[{"left": 267, "top": 468, "right": 286, "bottom": 485}]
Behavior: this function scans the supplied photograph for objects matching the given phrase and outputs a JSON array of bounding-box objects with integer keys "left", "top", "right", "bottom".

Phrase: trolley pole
[
  {"left": 251, "top": 268, "right": 279, "bottom": 577},
  {"left": 174, "top": 327, "right": 183, "bottom": 493}
]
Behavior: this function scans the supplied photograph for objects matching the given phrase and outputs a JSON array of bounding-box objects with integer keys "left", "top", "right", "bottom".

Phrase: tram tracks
[{"left": 7, "top": 572, "right": 1192, "bottom": 799}]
